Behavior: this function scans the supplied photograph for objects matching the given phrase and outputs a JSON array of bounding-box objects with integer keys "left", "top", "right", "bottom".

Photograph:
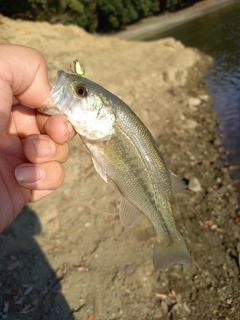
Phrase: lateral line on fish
[
  {"left": 117, "top": 122, "right": 174, "bottom": 244},
  {"left": 39, "top": 67, "right": 192, "bottom": 269}
]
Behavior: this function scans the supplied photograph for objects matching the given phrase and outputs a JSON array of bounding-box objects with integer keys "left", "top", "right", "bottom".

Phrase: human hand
[{"left": 0, "top": 44, "right": 75, "bottom": 232}]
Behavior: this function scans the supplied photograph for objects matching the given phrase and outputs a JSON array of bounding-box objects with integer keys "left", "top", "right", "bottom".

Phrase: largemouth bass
[{"left": 40, "top": 62, "right": 192, "bottom": 270}]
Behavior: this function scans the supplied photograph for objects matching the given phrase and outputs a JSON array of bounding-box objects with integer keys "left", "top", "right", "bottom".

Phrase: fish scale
[
  {"left": 87, "top": 109, "right": 174, "bottom": 238},
  {"left": 40, "top": 66, "right": 192, "bottom": 270}
]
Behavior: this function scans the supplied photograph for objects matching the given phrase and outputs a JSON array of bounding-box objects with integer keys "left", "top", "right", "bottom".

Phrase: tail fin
[{"left": 153, "top": 235, "right": 192, "bottom": 270}]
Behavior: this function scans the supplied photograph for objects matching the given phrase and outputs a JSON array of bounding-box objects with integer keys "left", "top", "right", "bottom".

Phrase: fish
[{"left": 39, "top": 61, "right": 192, "bottom": 270}]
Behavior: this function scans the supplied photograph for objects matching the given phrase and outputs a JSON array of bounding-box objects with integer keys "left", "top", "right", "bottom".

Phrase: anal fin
[{"left": 119, "top": 197, "right": 142, "bottom": 227}]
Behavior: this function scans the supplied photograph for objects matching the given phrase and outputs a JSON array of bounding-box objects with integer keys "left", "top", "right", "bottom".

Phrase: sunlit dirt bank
[{"left": 0, "top": 14, "right": 239, "bottom": 320}]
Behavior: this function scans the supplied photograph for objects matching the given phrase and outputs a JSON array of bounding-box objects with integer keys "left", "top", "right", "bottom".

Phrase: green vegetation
[
  {"left": 1, "top": 0, "right": 200, "bottom": 32},
  {"left": 96, "top": 0, "right": 159, "bottom": 31}
]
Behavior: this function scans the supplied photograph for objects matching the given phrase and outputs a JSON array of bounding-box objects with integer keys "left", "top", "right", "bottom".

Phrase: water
[{"left": 147, "top": 1, "right": 240, "bottom": 181}]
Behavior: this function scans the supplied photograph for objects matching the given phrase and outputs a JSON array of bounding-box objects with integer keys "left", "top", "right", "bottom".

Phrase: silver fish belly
[{"left": 40, "top": 68, "right": 192, "bottom": 270}]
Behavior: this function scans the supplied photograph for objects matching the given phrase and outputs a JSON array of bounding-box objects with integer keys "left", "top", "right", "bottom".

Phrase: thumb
[{"left": 0, "top": 44, "right": 50, "bottom": 134}]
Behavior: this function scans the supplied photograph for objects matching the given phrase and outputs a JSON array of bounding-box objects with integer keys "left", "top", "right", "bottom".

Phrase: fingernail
[
  {"left": 31, "top": 137, "right": 55, "bottom": 157},
  {"left": 15, "top": 165, "right": 45, "bottom": 183}
]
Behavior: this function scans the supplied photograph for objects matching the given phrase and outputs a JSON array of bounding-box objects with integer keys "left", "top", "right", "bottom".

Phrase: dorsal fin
[{"left": 169, "top": 170, "right": 187, "bottom": 196}]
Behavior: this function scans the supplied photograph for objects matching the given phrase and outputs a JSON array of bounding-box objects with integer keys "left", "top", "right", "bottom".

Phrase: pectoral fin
[
  {"left": 170, "top": 171, "right": 187, "bottom": 196},
  {"left": 91, "top": 157, "right": 108, "bottom": 183},
  {"left": 119, "top": 197, "right": 141, "bottom": 227}
]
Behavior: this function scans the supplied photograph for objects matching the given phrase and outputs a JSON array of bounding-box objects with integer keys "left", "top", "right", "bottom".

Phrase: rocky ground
[{"left": 0, "top": 9, "right": 239, "bottom": 320}]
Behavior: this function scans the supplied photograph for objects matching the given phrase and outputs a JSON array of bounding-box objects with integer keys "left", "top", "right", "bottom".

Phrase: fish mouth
[{"left": 39, "top": 70, "right": 67, "bottom": 115}]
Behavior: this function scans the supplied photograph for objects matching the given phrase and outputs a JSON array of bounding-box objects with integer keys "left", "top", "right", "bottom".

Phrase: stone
[
  {"left": 189, "top": 97, "right": 201, "bottom": 107},
  {"left": 182, "top": 119, "right": 198, "bottom": 129},
  {"left": 188, "top": 177, "right": 202, "bottom": 192}
]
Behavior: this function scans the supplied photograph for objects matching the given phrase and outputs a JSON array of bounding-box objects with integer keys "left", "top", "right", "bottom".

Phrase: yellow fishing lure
[{"left": 72, "top": 59, "right": 85, "bottom": 77}]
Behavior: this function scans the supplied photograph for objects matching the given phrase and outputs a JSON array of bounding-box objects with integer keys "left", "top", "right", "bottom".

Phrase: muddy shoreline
[{"left": 0, "top": 12, "right": 239, "bottom": 320}]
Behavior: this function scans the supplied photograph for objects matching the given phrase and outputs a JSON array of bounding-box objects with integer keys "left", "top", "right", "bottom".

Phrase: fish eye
[{"left": 76, "top": 85, "right": 88, "bottom": 97}]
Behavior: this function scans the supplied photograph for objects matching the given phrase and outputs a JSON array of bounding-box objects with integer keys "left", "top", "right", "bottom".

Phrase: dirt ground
[{"left": 0, "top": 8, "right": 240, "bottom": 320}]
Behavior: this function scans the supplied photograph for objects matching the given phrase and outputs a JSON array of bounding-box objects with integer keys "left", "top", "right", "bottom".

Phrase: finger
[
  {"left": 0, "top": 77, "right": 12, "bottom": 134},
  {"left": 0, "top": 44, "right": 50, "bottom": 108},
  {"left": 15, "top": 161, "right": 65, "bottom": 190},
  {"left": 11, "top": 105, "right": 40, "bottom": 138},
  {"left": 37, "top": 112, "right": 76, "bottom": 143},
  {"left": 30, "top": 189, "right": 57, "bottom": 202},
  {"left": 23, "top": 134, "right": 69, "bottom": 164}
]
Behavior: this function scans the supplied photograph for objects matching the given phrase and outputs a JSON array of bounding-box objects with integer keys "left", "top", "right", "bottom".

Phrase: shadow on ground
[{"left": 0, "top": 206, "right": 73, "bottom": 320}]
